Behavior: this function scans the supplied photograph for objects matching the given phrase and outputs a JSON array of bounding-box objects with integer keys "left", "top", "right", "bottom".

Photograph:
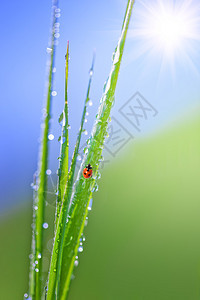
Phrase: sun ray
[{"left": 127, "top": 0, "right": 200, "bottom": 79}]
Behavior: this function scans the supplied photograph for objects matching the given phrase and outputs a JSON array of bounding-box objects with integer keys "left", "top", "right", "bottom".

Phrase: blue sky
[{"left": 0, "top": 0, "right": 200, "bottom": 212}]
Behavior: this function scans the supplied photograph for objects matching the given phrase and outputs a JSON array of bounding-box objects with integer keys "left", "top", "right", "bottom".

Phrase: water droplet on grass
[
  {"left": 34, "top": 205, "right": 38, "bottom": 210},
  {"left": 86, "top": 112, "right": 89, "bottom": 116},
  {"left": 46, "top": 169, "right": 52, "bottom": 175},
  {"left": 78, "top": 246, "right": 83, "bottom": 253},
  {"left": 43, "top": 223, "right": 49, "bottom": 229},
  {"left": 35, "top": 268, "right": 39, "bottom": 272},
  {"left": 54, "top": 33, "right": 60, "bottom": 38},
  {"left": 77, "top": 154, "right": 81, "bottom": 161},
  {"left": 88, "top": 100, "right": 93, "bottom": 106},
  {"left": 32, "top": 184, "right": 38, "bottom": 191},
  {"left": 51, "top": 91, "right": 57, "bottom": 96},
  {"left": 74, "top": 260, "right": 79, "bottom": 267},
  {"left": 24, "top": 293, "right": 29, "bottom": 299},
  {"left": 46, "top": 47, "right": 52, "bottom": 53},
  {"left": 88, "top": 198, "right": 93, "bottom": 211},
  {"left": 48, "top": 134, "right": 54, "bottom": 140},
  {"left": 38, "top": 253, "right": 42, "bottom": 259}
]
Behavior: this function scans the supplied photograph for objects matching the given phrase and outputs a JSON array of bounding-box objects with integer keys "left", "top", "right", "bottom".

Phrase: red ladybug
[{"left": 83, "top": 164, "right": 93, "bottom": 178}]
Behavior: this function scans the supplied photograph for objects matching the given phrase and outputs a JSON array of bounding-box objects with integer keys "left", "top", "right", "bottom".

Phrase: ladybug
[{"left": 83, "top": 164, "right": 93, "bottom": 178}]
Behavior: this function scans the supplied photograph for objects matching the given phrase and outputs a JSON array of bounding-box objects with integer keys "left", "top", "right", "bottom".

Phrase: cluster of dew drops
[{"left": 27, "top": 6, "right": 112, "bottom": 297}]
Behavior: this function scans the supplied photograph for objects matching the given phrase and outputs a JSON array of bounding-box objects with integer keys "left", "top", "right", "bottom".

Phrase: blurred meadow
[{"left": 0, "top": 0, "right": 200, "bottom": 299}]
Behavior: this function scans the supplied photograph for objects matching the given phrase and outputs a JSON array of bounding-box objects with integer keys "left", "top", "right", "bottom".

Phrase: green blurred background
[{"left": 1, "top": 109, "right": 200, "bottom": 300}]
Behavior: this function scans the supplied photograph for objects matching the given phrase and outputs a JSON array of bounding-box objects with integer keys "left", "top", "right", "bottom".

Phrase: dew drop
[
  {"left": 52, "top": 67, "right": 56, "bottom": 73},
  {"left": 88, "top": 100, "right": 93, "bottom": 106},
  {"left": 77, "top": 154, "right": 81, "bottom": 161},
  {"left": 24, "top": 293, "right": 29, "bottom": 299},
  {"left": 51, "top": 91, "right": 57, "bottom": 96},
  {"left": 55, "top": 22, "right": 60, "bottom": 27},
  {"left": 35, "top": 268, "right": 39, "bottom": 273},
  {"left": 46, "top": 47, "right": 52, "bottom": 53},
  {"left": 48, "top": 134, "right": 54, "bottom": 140},
  {"left": 55, "top": 8, "right": 61, "bottom": 13},
  {"left": 29, "top": 254, "right": 33, "bottom": 260},
  {"left": 54, "top": 33, "right": 60, "bottom": 39},
  {"left": 32, "top": 185, "right": 38, "bottom": 191},
  {"left": 46, "top": 169, "right": 52, "bottom": 175},
  {"left": 89, "top": 69, "right": 93, "bottom": 76},
  {"left": 54, "top": 268, "right": 57, "bottom": 272},
  {"left": 34, "top": 205, "right": 38, "bottom": 211},
  {"left": 78, "top": 246, "right": 83, "bottom": 253},
  {"left": 43, "top": 223, "right": 49, "bottom": 229},
  {"left": 55, "top": 13, "right": 61, "bottom": 18},
  {"left": 35, "top": 260, "right": 38, "bottom": 265},
  {"left": 74, "top": 260, "right": 79, "bottom": 267},
  {"left": 38, "top": 253, "right": 42, "bottom": 259},
  {"left": 84, "top": 130, "right": 88, "bottom": 136},
  {"left": 85, "top": 119, "right": 88, "bottom": 123},
  {"left": 86, "top": 112, "right": 89, "bottom": 116},
  {"left": 88, "top": 198, "right": 93, "bottom": 211}
]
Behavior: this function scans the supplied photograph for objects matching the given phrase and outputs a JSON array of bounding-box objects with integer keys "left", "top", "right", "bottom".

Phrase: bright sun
[
  {"left": 153, "top": 12, "right": 188, "bottom": 50},
  {"left": 129, "top": 0, "right": 200, "bottom": 74}
]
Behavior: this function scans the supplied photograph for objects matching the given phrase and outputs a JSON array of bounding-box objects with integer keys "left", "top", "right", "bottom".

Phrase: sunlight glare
[{"left": 128, "top": 0, "right": 200, "bottom": 76}]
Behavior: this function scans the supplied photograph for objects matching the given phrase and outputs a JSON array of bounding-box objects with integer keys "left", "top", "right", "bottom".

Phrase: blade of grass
[
  {"left": 29, "top": 1, "right": 59, "bottom": 299},
  {"left": 55, "top": 41, "right": 70, "bottom": 227},
  {"left": 56, "top": 53, "right": 95, "bottom": 297},
  {"left": 59, "top": 1, "right": 134, "bottom": 298},
  {"left": 46, "top": 53, "right": 95, "bottom": 300}
]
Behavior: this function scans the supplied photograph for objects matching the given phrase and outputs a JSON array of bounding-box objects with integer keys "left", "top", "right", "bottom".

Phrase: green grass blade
[
  {"left": 29, "top": 1, "right": 59, "bottom": 299},
  {"left": 59, "top": 1, "right": 134, "bottom": 298},
  {"left": 46, "top": 54, "right": 95, "bottom": 300},
  {"left": 56, "top": 53, "right": 95, "bottom": 297},
  {"left": 29, "top": 173, "right": 37, "bottom": 298},
  {"left": 55, "top": 41, "right": 70, "bottom": 226}
]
